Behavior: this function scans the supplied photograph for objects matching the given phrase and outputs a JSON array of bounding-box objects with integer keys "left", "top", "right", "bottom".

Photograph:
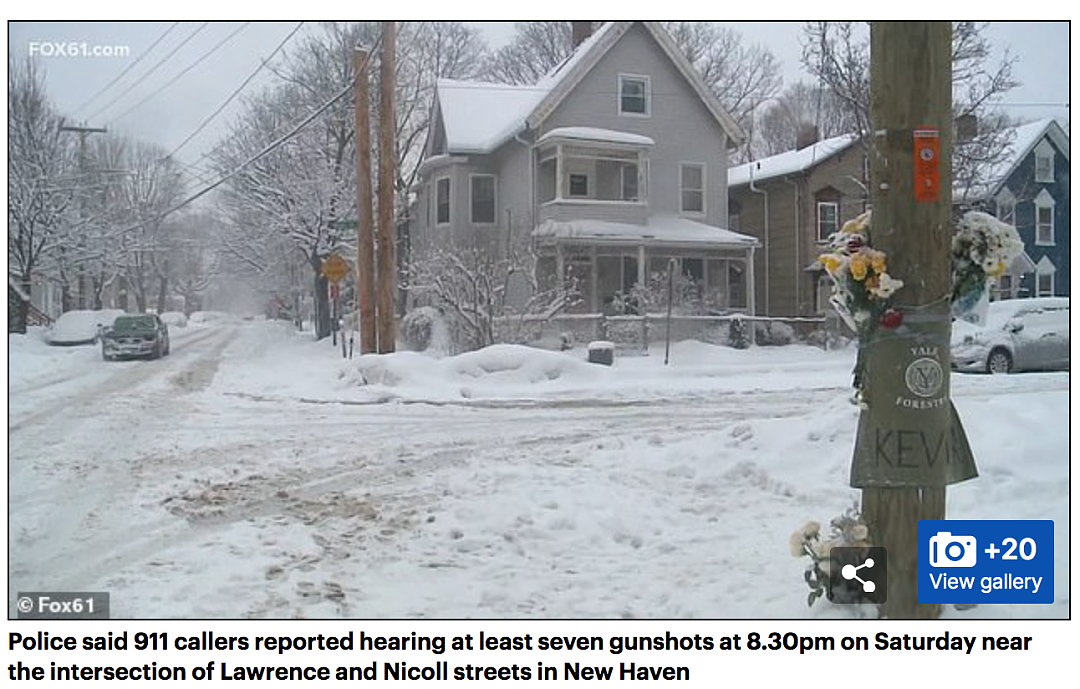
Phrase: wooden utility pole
[
  {"left": 355, "top": 48, "right": 377, "bottom": 354},
  {"left": 376, "top": 21, "right": 397, "bottom": 354},
  {"left": 60, "top": 123, "right": 107, "bottom": 310},
  {"left": 856, "top": 22, "right": 957, "bottom": 620}
]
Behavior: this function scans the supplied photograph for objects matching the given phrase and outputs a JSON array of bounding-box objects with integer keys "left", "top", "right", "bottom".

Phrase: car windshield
[{"left": 112, "top": 316, "right": 157, "bottom": 331}]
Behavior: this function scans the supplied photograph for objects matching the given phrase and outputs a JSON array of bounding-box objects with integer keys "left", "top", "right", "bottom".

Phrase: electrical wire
[
  {"left": 117, "top": 26, "right": 386, "bottom": 234},
  {"left": 108, "top": 22, "right": 252, "bottom": 124},
  {"left": 166, "top": 22, "right": 305, "bottom": 160},
  {"left": 86, "top": 22, "right": 210, "bottom": 122},
  {"left": 75, "top": 22, "right": 180, "bottom": 116}
]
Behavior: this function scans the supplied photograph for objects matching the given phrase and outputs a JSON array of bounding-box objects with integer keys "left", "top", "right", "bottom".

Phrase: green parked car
[{"left": 102, "top": 314, "right": 170, "bottom": 361}]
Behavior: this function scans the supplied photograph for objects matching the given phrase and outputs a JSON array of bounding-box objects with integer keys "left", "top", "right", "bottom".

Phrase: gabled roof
[
  {"left": 984, "top": 118, "right": 1070, "bottom": 197},
  {"left": 433, "top": 79, "right": 548, "bottom": 155},
  {"left": 727, "top": 133, "right": 861, "bottom": 188},
  {"left": 432, "top": 22, "right": 744, "bottom": 156},
  {"left": 525, "top": 22, "right": 745, "bottom": 148}
]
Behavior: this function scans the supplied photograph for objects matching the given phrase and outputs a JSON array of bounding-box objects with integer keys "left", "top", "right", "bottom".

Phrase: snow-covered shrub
[
  {"left": 755, "top": 320, "right": 796, "bottom": 346},
  {"left": 728, "top": 316, "right": 751, "bottom": 349},
  {"left": 401, "top": 307, "right": 440, "bottom": 351}
]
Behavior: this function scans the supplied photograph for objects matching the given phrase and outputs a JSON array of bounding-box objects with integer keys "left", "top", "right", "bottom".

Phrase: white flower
[
  {"left": 790, "top": 531, "right": 808, "bottom": 558},
  {"left": 869, "top": 273, "right": 904, "bottom": 300},
  {"left": 851, "top": 524, "right": 869, "bottom": 541}
]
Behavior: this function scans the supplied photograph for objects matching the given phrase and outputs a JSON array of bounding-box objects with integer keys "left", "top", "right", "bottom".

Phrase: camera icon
[{"left": 929, "top": 532, "right": 977, "bottom": 567}]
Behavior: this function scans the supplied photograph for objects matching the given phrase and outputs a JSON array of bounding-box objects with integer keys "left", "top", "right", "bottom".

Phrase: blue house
[{"left": 968, "top": 119, "right": 1070, "bottom": 299}]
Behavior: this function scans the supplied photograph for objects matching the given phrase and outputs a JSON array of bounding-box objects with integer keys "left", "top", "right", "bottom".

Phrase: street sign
[{"left": 322, "top": 254, "right": 349, "bottom": 283}]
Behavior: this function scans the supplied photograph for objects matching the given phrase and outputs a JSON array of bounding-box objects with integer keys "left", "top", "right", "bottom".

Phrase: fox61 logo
[{"left": 928, "top": 532, "right": 977, "bottom": 567}]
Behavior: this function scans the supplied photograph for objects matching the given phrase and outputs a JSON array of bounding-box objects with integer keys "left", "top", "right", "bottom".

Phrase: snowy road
[{"left": 7, "top": 320, "right": 1070, "bottom": 619}]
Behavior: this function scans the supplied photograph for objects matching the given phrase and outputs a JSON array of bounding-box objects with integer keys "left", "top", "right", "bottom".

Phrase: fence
[{"left": 500, "top": 312, "right": 839, "bottom": 354}]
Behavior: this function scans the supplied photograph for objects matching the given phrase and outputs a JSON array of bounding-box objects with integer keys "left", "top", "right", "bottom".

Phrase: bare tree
[
  {"left": 111, "top": 139, "right": 186, "bottom": 313},
  {"left": 409, "top": 235, "right": 575, "bottom": 351},
  {"left": 212, "top": 21, "right": 487, "bottom": 337},
  {"left": 756, "top": 81, "right": 857, "bottom": 157},
  {"left": 8, "top": 56, "right": 74, "bottom": 330},
  {"left": 482, "top": 21, "right": 574, "bottom": 85},
  {"left": 661, "top": 22, "right": 782, "bottom": 160},
  {"left": 801, "top": 21, "right": 1020, "bottom": 197}
]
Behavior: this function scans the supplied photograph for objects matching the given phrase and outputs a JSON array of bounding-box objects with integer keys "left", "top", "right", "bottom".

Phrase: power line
[
  {"left": 120, "top": 27, "right": 385, "bottom": 234},
  {"left": 166, "top": 22, "right": 305, "bottom": 160},
  {"left": 75, "top": 22, "right": 180, "bottom": 116},
  {"left": 86, "top": 22, "right": 210, "bottom": 122},
  {"left": 109, "top": 22, "right": 252, "bottom": 124}
]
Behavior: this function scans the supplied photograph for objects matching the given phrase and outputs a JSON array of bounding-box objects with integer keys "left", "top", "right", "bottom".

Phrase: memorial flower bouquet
[
  {"left": 791, "top": 505, "right": 873, "bottom": 607},
  {"left": 818, "top": 211, "right": 905, "bottom": 340},
  {"left": 951, "top": 211, "right": 1024, "bottom": 324}
]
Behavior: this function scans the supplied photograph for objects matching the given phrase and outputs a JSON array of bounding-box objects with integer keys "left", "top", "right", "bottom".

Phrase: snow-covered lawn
[{"left": 6, "top": 320, "right": 1069, "bottom": 618}]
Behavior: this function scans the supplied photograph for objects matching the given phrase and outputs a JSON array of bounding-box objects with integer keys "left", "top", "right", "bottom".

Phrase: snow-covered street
[{"left": 6, "top": 319, "right": 1070, "bottom": 619}]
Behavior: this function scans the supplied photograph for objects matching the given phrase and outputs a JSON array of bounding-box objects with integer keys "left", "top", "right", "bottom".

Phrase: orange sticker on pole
[{"left": 913, "top": 128, "right": 940, "bottom": 203}]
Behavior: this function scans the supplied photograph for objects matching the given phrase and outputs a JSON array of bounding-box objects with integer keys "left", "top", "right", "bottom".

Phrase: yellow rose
[
  {"left": 820, "top": 254, "right": 842, "bottom": 276},
  {"left": 870, "top": 251, "right": 887, "bottom": 275},
  {"left": 850, "top": 254, "right": 868, "bottom": 281}
]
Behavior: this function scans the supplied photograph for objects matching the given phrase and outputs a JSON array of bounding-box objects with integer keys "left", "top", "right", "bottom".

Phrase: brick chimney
[
  {"left": 571, "top": 22, "right": 594, "bottom": 49},
  {"left": 796, "top": 124, "right": 820, "bottom": 151}
]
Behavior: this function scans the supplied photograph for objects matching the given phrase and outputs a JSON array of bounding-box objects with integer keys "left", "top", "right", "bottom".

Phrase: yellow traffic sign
[{"left": 322, "top": 254, "right": 349, "bottom": 283}]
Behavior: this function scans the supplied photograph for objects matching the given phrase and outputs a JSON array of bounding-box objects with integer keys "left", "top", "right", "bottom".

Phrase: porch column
[
  {"left": 590, "top": 245, "right": 598, "bottom": 313},
  {"left": 556, "top": 244, "right": 565, "bottom": 286},
  {"left": 745, "top": 247, "right": 756, "bottom": 317},
  {"left": 637, "top": 245, "right": 646, "bottom": 288},
  {"left": 555, "top": 144, "right": 564, "bottom": 201}
]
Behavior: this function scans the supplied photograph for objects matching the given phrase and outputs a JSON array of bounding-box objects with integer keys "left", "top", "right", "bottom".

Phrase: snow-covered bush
[
  {"left": 728, "top": 316, "right": 751, "bottom": 349},
  {"left": 402, "top": 307, "right": 440, "bottom": 351},
  {"left": 755, "top": 320, "right": 796, "bottom": 346}
]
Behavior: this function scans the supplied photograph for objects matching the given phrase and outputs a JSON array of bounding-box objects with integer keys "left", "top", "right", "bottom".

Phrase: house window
[
  {"left": 995, "top": 274, "right": 1013, "bottom": 301},
  {"left": 619, "top": 74, "right": 650, "bottom": 117},
  {"left": 816, "top": 276, "right": 834, "bottom": 314},
  {"left": 817, "top": 201, "right": 839, "bottom": 241},
  {"left": 470, "top": 175, "right": 496, "bottom": 224},
  {"left": 621, "top": 164, "right": 639, "bottom": 201},
  {"left": 1037, "top": 272, "right": 1054, "bottom": 297},
  {"left": 436, "top": 177, "right": 450, "bottom": 225},
  {"left": 1035, "top": 151, "right": 1054, "bottom": 183},
  {"left": 729, "top": 199, "right": 742, "bottom": 230},
  {"left": 680, "top": 163, "right": 705, "bottom": 214},
  {"left": 1035, "top": 190, "right": 1055, "bottom": 245},
  {"left": 569, "top": 173, "right": 589, "bottom": 197}
]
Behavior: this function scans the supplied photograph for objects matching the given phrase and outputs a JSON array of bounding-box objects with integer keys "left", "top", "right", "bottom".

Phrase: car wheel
[{"left": 987, "top": 348, "right": 1012, "bottom": 374}]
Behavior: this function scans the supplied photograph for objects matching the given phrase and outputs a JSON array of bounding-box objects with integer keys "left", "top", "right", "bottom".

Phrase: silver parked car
[{"left": 951, "top": 297, "right": 1069, "bottom": 374}]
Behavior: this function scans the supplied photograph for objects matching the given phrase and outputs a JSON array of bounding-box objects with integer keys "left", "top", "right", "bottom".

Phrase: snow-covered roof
[
  {"left": 435, "top": 79, "right": 548, "bottom": 154},
  {"left": 979, "top": 118, "right": 1070, "bottom": 198},
  {"left": 533, "top": 216, "right": 758, "bottom": 249},
  {"left": 433, "top": 22, "right": 744, "bottom": 156},
  {"left": 728, "top": 134, "right": 861, "bottom": 188},
  {"left": 537, "top": 127, "right": 654, "bottom": 147}
]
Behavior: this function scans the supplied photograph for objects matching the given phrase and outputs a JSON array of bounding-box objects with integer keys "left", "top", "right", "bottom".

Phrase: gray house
[{"left": 411, "top": 21, "right": 758, "bottom": 316}]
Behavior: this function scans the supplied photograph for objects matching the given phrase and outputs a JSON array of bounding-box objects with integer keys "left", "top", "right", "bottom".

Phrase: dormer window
[
  {"left": 1034, "top": 139, "right": 1055, "bottom": 183},
  {"left": 1035, "top": 153, "right": 1054, "bottom": 183},
  {"left": 619, "top": 74, "right": 650, "bottom": 117}
]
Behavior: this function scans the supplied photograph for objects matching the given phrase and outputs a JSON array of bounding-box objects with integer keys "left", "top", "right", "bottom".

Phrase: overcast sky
[{"left": 6, "top": 21, "right": 1070, "bottom": 177}]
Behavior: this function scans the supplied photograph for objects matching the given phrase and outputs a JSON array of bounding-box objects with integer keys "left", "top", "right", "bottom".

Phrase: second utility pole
[
  {"left": 376, "top": 21, "right": 397, "bottom": 353},
  {"left": 355, "top": 48, "right": 376, "bottom": 354}
]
